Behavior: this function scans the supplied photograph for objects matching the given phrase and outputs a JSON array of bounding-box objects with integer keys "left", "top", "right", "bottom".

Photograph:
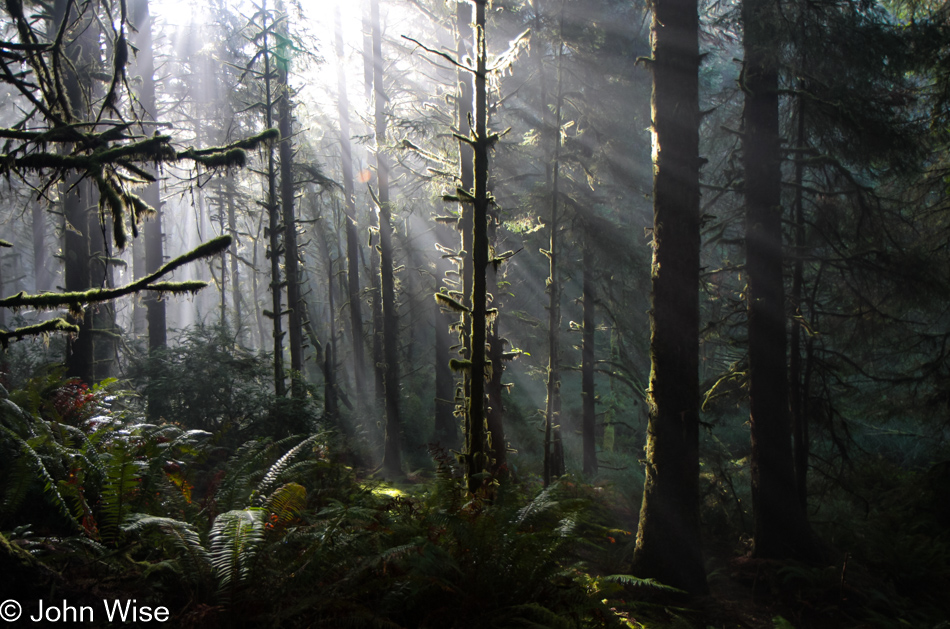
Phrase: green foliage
[
  {"left": 210, "top": 508, "right": 266, "bottom": 599},
  {"left": 128, "top": 324, "right": 303, "bottom": 438}
]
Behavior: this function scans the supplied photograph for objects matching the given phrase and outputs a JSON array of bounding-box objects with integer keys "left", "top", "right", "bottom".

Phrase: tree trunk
[
  {"left": 456, "top": 0, "right": 476, "bottom": 456},
  {"left": 466, "top": 0, "right": 490, "bottom": 493},
  {"left": 32, "top": 201, "right": 49, "bottom": 294},
  {"left": 486, "top": 309, "right": 506, "bottom": 472},
  {"left": 742, "top": 0, "right": 821, "bottom": 561},
  {"left": 630, "top": 0, "right": 707, "bottom": 594},
  {"left": 543, "top": 39, "right": 565, "bottom": 488},
  {"left": 433, "top": 276, "right": 457, "bottom": 447},
  {"left": 789, "top": 88, "right": 809, "bottom": 511},
  {"left": 131, "top": 0, "right": 168, "bottom": 373},
  {"left": 60, "top": 0, "right": 96, "bottom": 386},
  {"left": 334, "top": 5, "right": 367, "bottom": 407},
  {"left": 263, "top": 0, "right": 286, "bottom": 397},
  {"left": 226, "top": 175, "right": 242, "bottom": 338},
  {"left": 278, "top": 24, "right": 303, "bottom": 399},
  {"left": 582, "top": 236, "right": 597, "bottom": 476},
  {"left": 372, "top": 0, "right": 403, "bottom": 477}
]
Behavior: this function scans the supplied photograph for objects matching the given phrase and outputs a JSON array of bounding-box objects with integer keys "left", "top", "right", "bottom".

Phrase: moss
[
  {"left": 0, "top": 318, "right": 80, "bottom": 348},
  {"left": 0, "top": 236, "right": 231, "bottom": 311},
  {"left": 435, "top": 292, "right": 470, "bottom": 313}
]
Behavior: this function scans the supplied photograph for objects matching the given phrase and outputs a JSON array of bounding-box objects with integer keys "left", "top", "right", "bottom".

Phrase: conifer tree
[
  {"left": 334, "top": 5, "right": 368, "bottom": 408},
  {"left": 371, "top": 0, "right": 404, "bottom": 477},
  {"left": 741, "top": 0, "right": 822, "bottom": 562},
  {"left": 630, "top": 0, "right": 707, "bottom": 594}
]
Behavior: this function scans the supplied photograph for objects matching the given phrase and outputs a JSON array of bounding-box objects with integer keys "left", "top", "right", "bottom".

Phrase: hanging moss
[
  {"left": 435, "top": 292, "right": 470, "bottom": 313},
  {"left": 190, "top": 148, "right": 247, "bottom": 169},
  {"left": 449, "top": 358, "right": 473, "bottom": 372},
  {"left": 145, "top": 281, "right": 208, "bottom": 295},
  {"left": 0, "top": 236, "right": 231, "bottom": 311},
  {"left": 0, "top": 318, "right": 79, "bottom": 348}
]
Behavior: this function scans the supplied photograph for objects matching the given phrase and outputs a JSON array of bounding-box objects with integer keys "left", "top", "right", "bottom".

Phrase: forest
[{"left": 1, "top": 0, "right": 949, "bottom": 626}]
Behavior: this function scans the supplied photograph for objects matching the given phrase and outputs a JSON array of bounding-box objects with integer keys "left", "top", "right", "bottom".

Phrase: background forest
[{"left": 1, "top": 0, "right": 949, "bottom": 627}]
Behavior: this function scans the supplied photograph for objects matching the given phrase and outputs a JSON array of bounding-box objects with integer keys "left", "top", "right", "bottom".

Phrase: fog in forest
[{"left": 1, "top": 0, "right": 949, "bottom": 627}]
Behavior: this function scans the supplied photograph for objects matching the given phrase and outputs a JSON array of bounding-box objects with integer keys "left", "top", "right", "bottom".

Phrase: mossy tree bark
[
  {"left": 261, "top": 0, "right": 286, "bottom": 397},
  {"left": 630, "top": 0, "right": 707, "bottom": 594},
  {"left": 464, "top": 0, "right": 492, "bottom": 492},
  {"left": 456, "top": 0, "right": 476, "bottom": 455}
]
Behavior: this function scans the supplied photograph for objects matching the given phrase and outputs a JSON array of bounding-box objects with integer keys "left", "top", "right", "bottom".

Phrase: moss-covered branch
[
  {"left": 0, "top": 318, "right": 79, "bottom": 348},
  {"left": 0, "top": 236, "right": 231, "bottom": 313}
]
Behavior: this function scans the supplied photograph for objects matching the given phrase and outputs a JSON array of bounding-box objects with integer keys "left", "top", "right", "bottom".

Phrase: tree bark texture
[
  {"left": 60, "top": 0, "right": 96, "bottom": 385},
  {"left": 456, "top": 0, "right": 476, "bottom": 453},
  {"left": 466, "top": 0, "right": 490, "bottom": 492},
  {"left": 262, "top": 0, "right": 286, "bottom": 397},
  {"left": 631, "top": 0, "right": 707, "bottom": 594}
]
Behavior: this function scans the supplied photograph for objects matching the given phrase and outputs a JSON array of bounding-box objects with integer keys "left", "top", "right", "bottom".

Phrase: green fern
[
  {"left": 122, "top": 513, "right": 212, "bottom": 587},
  {"left": 265, "top": 482, "right": 307, "bottom": 528},
  {"left": 99, "top": 443, "right": 145, "bottom": 544},
  {"left": 0, "top": 423, "right": 80, "bottom": 530},
  {"left": 210, "top": 508, "right": 266, "bottom": 600},
  {"left": 254, "top": 433, "right": 322, "bottom": 505}
]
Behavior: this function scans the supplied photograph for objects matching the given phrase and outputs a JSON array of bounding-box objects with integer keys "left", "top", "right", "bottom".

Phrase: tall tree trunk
[
  {"left": 742, "top": 0, "right": 820, "bottom": 561},
  {"left": 334, "top": 5, "right": 367, "bottom": 407},
  {"left": 372, "top": 0, "right": 403, "bottom": 477},
  {"left": 32, "top": 201, "right": 49, "bottom": 294},
  {"left": 582, "top": 235, "right": 597, "bottom": 476},
  {"left": 789, "top": 88, "right": 809, "bottom": 511},
  {"left": 630, "top": 0, "right": 707, "bottom": 594},
  {"left": 433, "top": 265, "right": 457, "bottom": 446},
  {"left": 263, "top": 0, "right": 286, "bottom": 397},
  {"left": 226, "top": 175, "right": 242, "bottom": 338},
  {"left": 278, "top": 16, "right": 303, "bottom": 398},
  {"left": 363, "top": 0, "right": 385, "bottom": 410},
  {"left": 60, "top": 0, "right": 96, "bottom": 385},
  {"left": 89, "top": 198, "right": 116, "bottom": 382},
  {"left": 543, "top": 39, "right": 565, "bottom": 487},
  {"left": 466, "top": 0, "right": 490, "bottom": 493},
  {"left": 456, "top": 0, "right": 475, "bottom": 453},
  {"left": 324, "top": 247, "right": 340, "bottom": 425},
  {"left": 130, "top": 0, "right": 168, "bottom": 379},
  {"left": 486, "top": 216, "right": 506, "bottom": 472}
]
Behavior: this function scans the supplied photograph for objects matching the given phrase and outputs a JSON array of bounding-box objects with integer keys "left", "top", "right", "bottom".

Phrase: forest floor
[{"left": 621, "top": 551, "right": 950, "bottom": 629}]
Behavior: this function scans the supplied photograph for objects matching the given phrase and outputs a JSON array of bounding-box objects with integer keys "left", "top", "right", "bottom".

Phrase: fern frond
[
  {"left": 210, "top": 508, "right": 266, "bottom": 599},
  {"left": 266, "top": 482, "right": 307, "bottom": 528},
  {"left": 0, "top": 424, "right": 80, "bottom": 529},
  {"left": 99, "top": 444, "right": 145, "bottom": 544},
  {"left": 598, "top": 573, "right": 685, "bottom": 593},
  {"left": 254, "top": 434, "right": 321, "bottom": 505},
  {"left": 123, "top": 513, "right": 212, "bottom": 583}
]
